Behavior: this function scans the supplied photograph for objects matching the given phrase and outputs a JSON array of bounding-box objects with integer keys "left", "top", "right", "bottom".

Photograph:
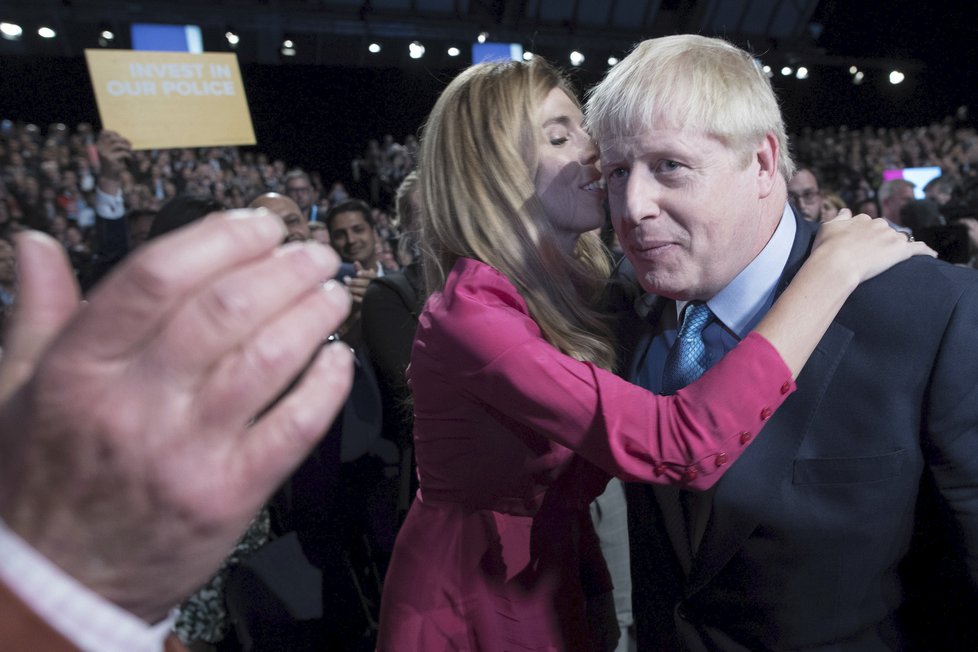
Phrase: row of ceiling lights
[
  {"left": 1, "top": 20, "right": 119, "bottom": 44},
  {"left": 759, "top": 62, "right": 905, "bottom": 85},
  {"left": 270, "top": 31, "right": 618, "bottom": 66},
  {"left": 2, "top": 20, "right": 602, "bottom": 65},
  {"left": 2, "top": 19, "right": 910, "bottom": 84},
  {"left": 222, "top": 27, "right": 612, "bottom": 66},
  {"left": 2, "top": 22, "right": 58, "bottom": 40},
  {"left": 362, "top": 40, "right": 601, "bottom": 65}
]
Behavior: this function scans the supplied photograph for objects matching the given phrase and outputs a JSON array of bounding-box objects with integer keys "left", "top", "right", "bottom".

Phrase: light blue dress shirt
[{"left": 637, "top": 205, "right": 797, "bottom": 393}]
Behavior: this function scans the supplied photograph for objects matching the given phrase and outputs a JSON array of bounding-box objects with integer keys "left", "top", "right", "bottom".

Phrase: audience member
[
  {"left": 361, "top": 172, "right": 424, "bottom": 521},
  {"left": 326, "top": 199, "right": 383, "bottom": 344},
  {"left": 327, "top": 199, "right": 382, "bottom": 275},
  {"left": 308, "top": 220, "right": 330, "bottom": 245},
  {"left": 251, "top": 192, "right": 310, "bottom": 243},
  {"left": 284, "top": 169, "right": 322, "bottom": 223},
  {"left": 855, "top": 196, "right": 881, "bottom": 218},
  {"left": 924, "top": 176, "right": 954, "bottom": 206},
  {"left": 0, "top": 238, "right": 15, "bottom": 338},
  {"left": 819, "top": 191, "right": 846, "bottom": 222},
  {"left": 900, "top": 198, "right": 945, "bottom": 232},
  {"left": 127, "top": 208, "right": 158, "bottom": 250},
  {"left": 878, "top": 178, "right": 917, "bottom": 229},
  {"left": 787, "top": 167, "right": 822, "bottom": 220}
]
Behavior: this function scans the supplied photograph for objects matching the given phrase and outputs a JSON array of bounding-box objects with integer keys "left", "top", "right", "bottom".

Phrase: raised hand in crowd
[
  {"left": 344, "top": 259, "right": 379, "bottom": 305},
  {"left": 336, "top": 259, "right": 379, "bottom": 345},
  {"left": 0, "top": 209, "right": 353, "bottom": 622},
  {"left": 95, "top": 130, "right": 133, "bottom": 196}
]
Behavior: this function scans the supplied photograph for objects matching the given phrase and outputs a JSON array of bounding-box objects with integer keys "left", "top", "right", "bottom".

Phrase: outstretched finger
[
  {"left": 908, "top": 240, "right": 938, "bottom": 258},
  {"left": 153, "top": 241, "right": 343, "bottom": 382},
  {"left": 195, "top": 278, "right": 351, "bottom": 428},
  {"left": 0, "top": 232, "right": 80, "bottom": 402},
  {"left": 63, "top": 210, "right": 286, "bottom": 361},
  {"left": 227, "top": 341, "right": 354, "bottom": 507}
]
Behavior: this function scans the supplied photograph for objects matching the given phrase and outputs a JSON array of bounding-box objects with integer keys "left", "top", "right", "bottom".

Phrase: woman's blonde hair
[{"left": 419, "top": 57, "right": 615, "bottom": 369}]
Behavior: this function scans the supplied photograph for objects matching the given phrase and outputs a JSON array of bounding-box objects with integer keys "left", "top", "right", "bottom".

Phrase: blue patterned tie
[{"left": 661, "top": 302, "right": 713, "bottom": 395}]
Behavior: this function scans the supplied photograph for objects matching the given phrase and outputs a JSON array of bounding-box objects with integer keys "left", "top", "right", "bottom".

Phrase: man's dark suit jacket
[{"left": 614, "top": 212, "right": 978, "bottom": 651}]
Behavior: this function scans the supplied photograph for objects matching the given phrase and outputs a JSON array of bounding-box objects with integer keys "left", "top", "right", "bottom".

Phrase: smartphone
[{"left": 335, "top": 262, "right": 357, "bottom": 281}]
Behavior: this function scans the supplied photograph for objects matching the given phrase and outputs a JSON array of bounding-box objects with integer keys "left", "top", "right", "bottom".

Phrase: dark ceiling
[
  {"left": 2, "top": 1, "right": 975, "bottom": 188},
  {"left": 0, "top": 0, "right": 864, "bottom": 71}
]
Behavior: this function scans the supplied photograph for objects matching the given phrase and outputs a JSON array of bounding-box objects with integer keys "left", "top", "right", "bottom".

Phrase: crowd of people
[
  {"left": 3, "top": 106, "right": 978, "bottom": 291},
  {"left": 1, "top": 33, "right": 977, "bottom": 652}
]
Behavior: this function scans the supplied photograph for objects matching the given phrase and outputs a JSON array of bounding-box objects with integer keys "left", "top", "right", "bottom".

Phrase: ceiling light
[
  {"left": 795, "top": 66, "right": 809, "bottom": 80},
  {"left": 849, "top": 65, "right": 858, "bottom": 74},
  {"left": 0, "top": 22, "right": 23, "bottom": 40},
  {"left": 781, "top": 66, "right": 793, "bottom": 76},
  {"left": 281, "top": 39, "right": 296, "bottom": 56},
  {"left": 368, "top": 42, "right": 381, "bottom": 53},
  {"left": 522, "top": 51, "right": 534, "bottom": 61},
  {"left": 409, "top": 41, "right": 425, "bottom": 59},
  {"left": 38, "top": 26, "right": 56, "bottom": 39},
  {"left": 569, "top": 50, "right": 585, "bottom": 66},
  {"left": 608, "top": 56, "right": 619, "bottom": 66},
  {"left": 477, "top": 31, "right": 488, "bottom": 44},
  {"left": 889, "top": 70, "right": 905, "bottom": 85},
  {"left": 762, "top": 65, "right": 773, "bottom": 77},
  {"left": 225, "top": 31, "right": 239, "bottom": 46},
  {"left": 853, "top": 71, "right": 865, "bottom": 85},
  {"left": 97, "top": 26, "right": 115, "bottom": 47},
  {"left": 447, "top": 46, "right": 460, "bottom": 57}
]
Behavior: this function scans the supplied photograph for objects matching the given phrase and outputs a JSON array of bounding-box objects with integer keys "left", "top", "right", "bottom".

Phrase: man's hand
[
  {"left": 0, "top": 209, "right": 353, "bottom": 622},
  {"left": 337, "top": 261, "right": 378, "bottom": 345},
  {"left": 95, "top": 130, "right": 132, "bottom": 194},
  {"left": 344, "top": 260, "right": 379, "bottom": 305}
]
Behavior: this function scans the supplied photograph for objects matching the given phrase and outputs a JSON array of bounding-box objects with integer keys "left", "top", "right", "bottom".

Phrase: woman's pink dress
[{"left": 378, "top": 258, "right": 794, "bottom": 651}]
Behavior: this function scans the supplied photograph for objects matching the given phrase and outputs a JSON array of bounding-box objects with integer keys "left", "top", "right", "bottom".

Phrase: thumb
[{"left": 0, "top": 232, "right": 80, "bottom": 402}]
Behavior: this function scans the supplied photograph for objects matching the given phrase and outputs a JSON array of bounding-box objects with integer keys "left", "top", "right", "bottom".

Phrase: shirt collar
[{"left": 675, "top": 204, "right": 796, "bottom": 337}]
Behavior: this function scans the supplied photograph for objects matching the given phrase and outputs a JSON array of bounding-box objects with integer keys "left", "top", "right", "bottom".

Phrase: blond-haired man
[{"left": 588, "top": 35, "right": 978, "bottom": 651}]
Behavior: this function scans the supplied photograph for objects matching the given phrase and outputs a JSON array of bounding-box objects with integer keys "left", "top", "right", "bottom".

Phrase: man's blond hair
[{"left": 586, "top": 34, "right": 795, "bottom": 180}]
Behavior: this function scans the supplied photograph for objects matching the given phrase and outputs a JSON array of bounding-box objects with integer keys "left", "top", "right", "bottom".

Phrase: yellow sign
[{"left": 85, "top": 49, "right": 256, "bottom": 150}]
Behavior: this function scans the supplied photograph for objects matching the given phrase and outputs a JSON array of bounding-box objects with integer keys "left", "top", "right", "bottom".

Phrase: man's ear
[{"left": 755, "top": 132, "right": 779, "bottom": 199}]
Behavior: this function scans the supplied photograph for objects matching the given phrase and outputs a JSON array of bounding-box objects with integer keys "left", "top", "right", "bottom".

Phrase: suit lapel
[
  {"left": 614, "top": 277, "right": 695, "bottom": 574},
  {"left": 626, "top": 293, "right": 668, "bottom": 380},
  {"left": 686, "top": 321, "right": 853, "bottom": 592}
]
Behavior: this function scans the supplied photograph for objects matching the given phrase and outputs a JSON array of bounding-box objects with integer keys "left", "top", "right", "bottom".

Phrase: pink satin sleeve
[
  {"left": 424, "top": 261, "right": 795, "bottom": 491},
  {"left": 476, "top": 331, "right": 792, "bottom": 490}
]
